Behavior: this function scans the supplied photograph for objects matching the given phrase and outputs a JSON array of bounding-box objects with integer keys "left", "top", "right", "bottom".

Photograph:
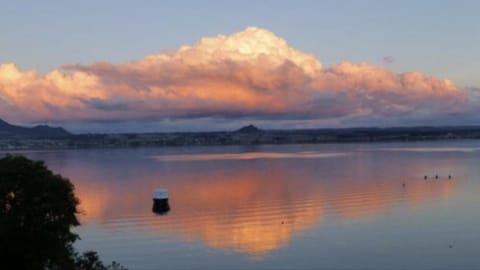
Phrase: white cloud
[{"left": 0, "top": 27, "right": 469, "bottom": 129}]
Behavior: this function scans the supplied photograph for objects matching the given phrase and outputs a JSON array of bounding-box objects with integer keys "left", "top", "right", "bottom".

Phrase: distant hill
[
  {"left": 235, "top": 124, "right": 262, "bottom": 133},
  {"left": 0, "top": 119, "right": 71, "bottom": 138}
]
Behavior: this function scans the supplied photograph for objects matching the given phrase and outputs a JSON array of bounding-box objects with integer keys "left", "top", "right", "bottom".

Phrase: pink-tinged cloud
[{"left": 0, "top": 27, "right": 468, "bottom": 127}]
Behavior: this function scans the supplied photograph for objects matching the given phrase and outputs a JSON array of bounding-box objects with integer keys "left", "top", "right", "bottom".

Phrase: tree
[
  {"left": 0, "top": 155, "right": 126, "bottom": 270},
  {"left": 74, "top": 251, "right": 127, "bottom": 270}
]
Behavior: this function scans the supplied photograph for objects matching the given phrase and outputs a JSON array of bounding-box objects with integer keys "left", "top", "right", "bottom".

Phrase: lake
[{"left": 10, "top": 140, "right": 480, "bottom": 269}]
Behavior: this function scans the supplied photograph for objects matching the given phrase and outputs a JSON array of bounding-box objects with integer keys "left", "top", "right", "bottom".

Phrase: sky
[{"left": 1, "top": 0, "right": 479, "bottom": 133}]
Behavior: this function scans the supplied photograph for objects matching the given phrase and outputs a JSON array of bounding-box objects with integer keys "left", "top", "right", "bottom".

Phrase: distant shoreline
[{"left": 2, "top": 126, "right": 480, "bottom": 151}]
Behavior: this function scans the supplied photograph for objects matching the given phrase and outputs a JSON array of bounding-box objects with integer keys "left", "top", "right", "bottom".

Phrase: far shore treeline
[{"left": 2, "top": 118, "right": 480, "bottom": 150}]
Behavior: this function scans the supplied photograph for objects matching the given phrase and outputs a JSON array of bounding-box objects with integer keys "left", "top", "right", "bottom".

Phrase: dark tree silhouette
[
  {"left": 74, "top": 251, "right": 127, "bottom": 270},
  {"left": 0, "top": 155, "right": 79, "bottom": 269},
  {"left": 0, "top": 155, "right": 126, "bottom": 270}
]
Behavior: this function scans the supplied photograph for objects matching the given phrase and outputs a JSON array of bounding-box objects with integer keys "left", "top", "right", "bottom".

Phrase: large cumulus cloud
[{"left": 0, "top": 27, "right": 468, "bottom": 127}]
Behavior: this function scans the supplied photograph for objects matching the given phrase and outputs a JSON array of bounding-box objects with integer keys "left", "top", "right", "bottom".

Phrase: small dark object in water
[
  {"left": 449, "top": 244, "right": 453, "bottom": 248},
  {"left": 402, "top": 182, "right": 406, "bottom": 188},
  {"left": 281, "top": 221, "right": 284, "bottom": 224},
  {"left": 424, "top": 175, "right": 428, "bottom": 180},
  {"left": 435, "top": 175, "right": 439, "bottom": 179},
  {"left": 448, "top": 175, "right": 452, "bottom": 179},
  {"left": 152, "top": 200, "right": 170, "bottom": 215}
]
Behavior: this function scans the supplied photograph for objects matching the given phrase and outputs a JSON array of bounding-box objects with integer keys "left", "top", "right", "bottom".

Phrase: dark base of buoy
[{"left": 152, "top": 199, "right": 170, "bottom": 215}]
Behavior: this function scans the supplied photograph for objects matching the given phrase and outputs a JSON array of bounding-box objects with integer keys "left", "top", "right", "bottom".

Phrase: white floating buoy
[{"left": 153, "top": 188, "right": 169, "bottom": 201}]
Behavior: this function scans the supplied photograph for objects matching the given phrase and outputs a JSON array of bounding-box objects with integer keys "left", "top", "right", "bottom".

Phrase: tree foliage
[
  {"left": 0, "top": 155, "right": 126, "bottom": 270},
  {"left": 75, "top": 251, "right": 127, "bottom": 270}
]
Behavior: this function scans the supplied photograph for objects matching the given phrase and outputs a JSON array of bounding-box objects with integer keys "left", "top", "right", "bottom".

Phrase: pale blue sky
[{"left": 1, "top": 0, "right": 479, "bottom": 87}]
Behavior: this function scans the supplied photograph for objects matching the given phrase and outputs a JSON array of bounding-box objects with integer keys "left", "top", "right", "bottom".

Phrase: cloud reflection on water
[
  {"left": 153, "top": 151, "right": 349, "bottom": 162},
  {"left": 71, "top": 152, "right": 457, "bottom": 257}
]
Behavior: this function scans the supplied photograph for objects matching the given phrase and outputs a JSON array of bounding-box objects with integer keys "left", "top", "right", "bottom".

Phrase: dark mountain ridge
[
  {"left": 235, "top": 124, "right": 262, "bottom": 133},
  {"left": 0, "top": 119, "right": 71, "bottom": 138}
]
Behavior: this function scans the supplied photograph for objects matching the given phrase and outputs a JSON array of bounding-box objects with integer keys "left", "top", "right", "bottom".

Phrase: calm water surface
[{"left": 9, "top": 141, "right": 480, "bottom": 269}]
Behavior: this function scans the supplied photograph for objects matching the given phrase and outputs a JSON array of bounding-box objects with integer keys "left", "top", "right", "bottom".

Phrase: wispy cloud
[
  {"left": 0, "top": 27, "right": 470, "bottom": 129},
  {"left": 383, "top": 56, "right": 394, "bottom": 64}
]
